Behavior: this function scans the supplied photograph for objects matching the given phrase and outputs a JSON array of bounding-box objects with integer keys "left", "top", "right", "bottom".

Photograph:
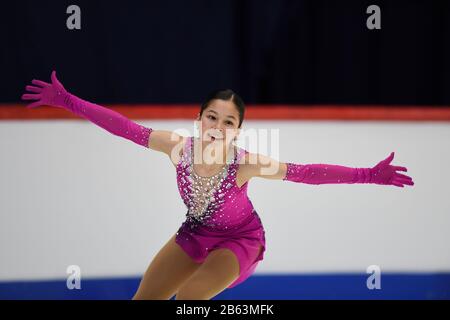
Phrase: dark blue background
[{"left": 2, "top": 0, "right": 449, "bottom": 105}]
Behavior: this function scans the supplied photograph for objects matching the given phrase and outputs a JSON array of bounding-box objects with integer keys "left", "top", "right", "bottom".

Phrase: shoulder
[
  {"left": 148, "top": 130, "right": 185, "bottom": 155},
  {"left": 236, "top": 149, "right": 262, "bottom": 179},
  {"left": 237, "top": 149, "right": 272, "bottom": 167},
  {"left": 237, "top": 149, "right": 287, "bottom": 180},
  {"left": 169, "top": 135, "right": 191, "bottom": 168}
]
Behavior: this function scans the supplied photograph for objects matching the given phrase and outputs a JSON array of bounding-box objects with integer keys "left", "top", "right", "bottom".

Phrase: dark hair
[{"left": 199, "top": 89, "right": 245, "bottom": 128}]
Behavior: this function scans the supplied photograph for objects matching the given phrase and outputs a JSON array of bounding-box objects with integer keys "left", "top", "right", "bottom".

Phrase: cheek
[
  {"left": 201, "top": 119, "right": 212, "bottom": 131},
  {"left": 225, "top": 129, "right": 237, "bottom": 138}
]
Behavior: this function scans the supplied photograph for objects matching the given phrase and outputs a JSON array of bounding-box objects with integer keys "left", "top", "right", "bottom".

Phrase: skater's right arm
[{"left": 21, "top": 70, "right": 183, "bottom": 158}]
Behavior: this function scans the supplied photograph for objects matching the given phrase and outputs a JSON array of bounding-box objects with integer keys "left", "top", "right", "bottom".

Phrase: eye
[
  {"left": 226, "top": 121, "right": 234, "bottom": 126},
  {"left": 207, "top": 115, "right": 216, "bottom": 120}
]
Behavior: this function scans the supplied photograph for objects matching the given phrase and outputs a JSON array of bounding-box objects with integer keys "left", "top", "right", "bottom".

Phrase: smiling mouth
[{"left": 208, "top": 133, "right": 223, "bottom": 141}]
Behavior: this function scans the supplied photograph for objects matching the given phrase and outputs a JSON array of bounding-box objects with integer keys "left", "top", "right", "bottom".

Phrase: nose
[
  {"left": 211, "top": 125, "right": 223, "bottom": 132},
  {"left": 210, "top": 127, "right": 225, "bottom": 138},
  {"left": 216, "top": 128, "right": 226, "bottom": 135}
]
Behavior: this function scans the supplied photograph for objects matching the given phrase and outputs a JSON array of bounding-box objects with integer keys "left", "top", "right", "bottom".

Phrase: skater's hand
[
  {"left": 369, "top": 152, "right": 414, "bottom": 187},
  {"left": 21, "top": 71, "right": 69, "bottom": 109}
]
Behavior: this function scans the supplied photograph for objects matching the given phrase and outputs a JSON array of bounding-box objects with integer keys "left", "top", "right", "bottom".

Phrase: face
[{"left": 196, "top": 99, "right": 240, "bottom": 147}]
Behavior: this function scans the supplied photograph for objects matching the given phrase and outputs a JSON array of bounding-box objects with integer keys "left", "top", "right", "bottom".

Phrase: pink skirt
[{"left": 175, "top": 211, "right": 266, "bottom": 288}]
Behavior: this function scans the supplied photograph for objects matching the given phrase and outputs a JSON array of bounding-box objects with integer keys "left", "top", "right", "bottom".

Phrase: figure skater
[{"left": 21, "top": 71, "right": 414, "bottom": 300}]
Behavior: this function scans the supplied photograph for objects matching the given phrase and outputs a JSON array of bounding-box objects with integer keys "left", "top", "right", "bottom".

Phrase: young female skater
[{"left": 21, "top": 71, "right": 414, "bottom": 300}]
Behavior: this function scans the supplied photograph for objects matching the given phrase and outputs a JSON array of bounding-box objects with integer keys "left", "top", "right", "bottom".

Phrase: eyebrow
[{"left": 207, "top": 109, "right": 237, "bottom": 121}]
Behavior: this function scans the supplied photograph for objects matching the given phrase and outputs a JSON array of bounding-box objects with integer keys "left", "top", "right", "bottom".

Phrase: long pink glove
[
  {"left": 21, "top": 71, "right": 153, "bottom": 148},
  {"left": 283, "top": 152, "right": 414, "bottom": 187}
]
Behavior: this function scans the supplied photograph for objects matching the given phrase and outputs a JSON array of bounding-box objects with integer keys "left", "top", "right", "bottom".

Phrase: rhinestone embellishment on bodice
[{"left": 177, "top": 136, "right": 238, "bottom": 229}]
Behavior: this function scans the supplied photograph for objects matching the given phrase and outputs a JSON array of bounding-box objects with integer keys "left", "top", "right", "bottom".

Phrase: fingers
[
  {"left": 392, "top": 181, "right": 404, "bottom": 188},
  {"left": 396, "top": 173, "right": 412, "bottom": 180},
  {"left": 31, "top": 79, "right": 51, "bottom": 88},
  {"left": 392, "top": 176, "right": 414, "bottom": 187},
  {"left": 25, "top": 85, "right": 43, "bottom": 93},
  {"left": 51, "top": 70, "right": 63, "bottom": 87},
  {"left": 384, "top": 152, "right": 394, "bottom": 164},
  {"left": 26, "top": 101, "right": 43, "bottom": 109},
  {"left": 51, "top": 70, "right": 57, "bottom": 84},
  {"left": 397, "top": 178, "right": 414, "bottom": 186},
  {"left": 393, "top": 166, "right": 407, "bottom": 172},
  {"left": 376, "top": 152, "right": 395, "bottom": 168},
  {"left": 21, "top": 93, "right": 41, "bottom": 101}
]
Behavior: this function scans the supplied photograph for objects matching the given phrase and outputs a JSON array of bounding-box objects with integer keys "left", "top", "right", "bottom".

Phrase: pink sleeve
[
  {"left": 63, "top": 93, "right": 153, "bottom": 148},
  {"left": 282, "top": 162, "right": 372, "bottom": 185}
]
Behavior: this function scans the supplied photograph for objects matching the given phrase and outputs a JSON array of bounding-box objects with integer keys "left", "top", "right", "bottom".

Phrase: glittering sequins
[
  {"left": 126, "top": 125, "right": 152, "bottom": 148},
  {"left": 176, "top": 136, "right": 259, "bottom": 231},
  {"left": 185, "top": 143, "right": 232, "bottom": 225},
  {"left": 140, "top": 126, "right": 152, "bottom": 148},
  {"left": 283, "top": 162, "right": 307, "bottom": 182}
]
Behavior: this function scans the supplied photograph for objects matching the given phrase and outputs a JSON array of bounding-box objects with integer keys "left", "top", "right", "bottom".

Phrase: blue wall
[{"left": 1, "top": 273, "right": 449, "bottom": 300}]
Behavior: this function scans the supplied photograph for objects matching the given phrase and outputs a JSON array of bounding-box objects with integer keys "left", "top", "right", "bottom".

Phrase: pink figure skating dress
[{"left": 175, "top": 136, "right": 266, "bottom": 288}]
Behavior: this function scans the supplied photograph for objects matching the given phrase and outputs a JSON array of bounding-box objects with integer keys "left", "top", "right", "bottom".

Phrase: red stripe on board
[{"left": 1, "top": 104, "right": 450, "bottom": 121}]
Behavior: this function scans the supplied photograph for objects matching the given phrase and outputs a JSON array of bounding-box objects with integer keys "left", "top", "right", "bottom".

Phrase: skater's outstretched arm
[
  {"left": 21, "top": 70, "right": 183, "bottom": 156},
  {"left": 240, "top": 151, "right": 414, "bottom": 188}
]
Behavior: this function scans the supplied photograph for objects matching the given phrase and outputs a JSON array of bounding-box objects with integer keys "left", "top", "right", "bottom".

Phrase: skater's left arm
[{"left": 241, "top": 151, "right": 414, "bottom": 188}]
